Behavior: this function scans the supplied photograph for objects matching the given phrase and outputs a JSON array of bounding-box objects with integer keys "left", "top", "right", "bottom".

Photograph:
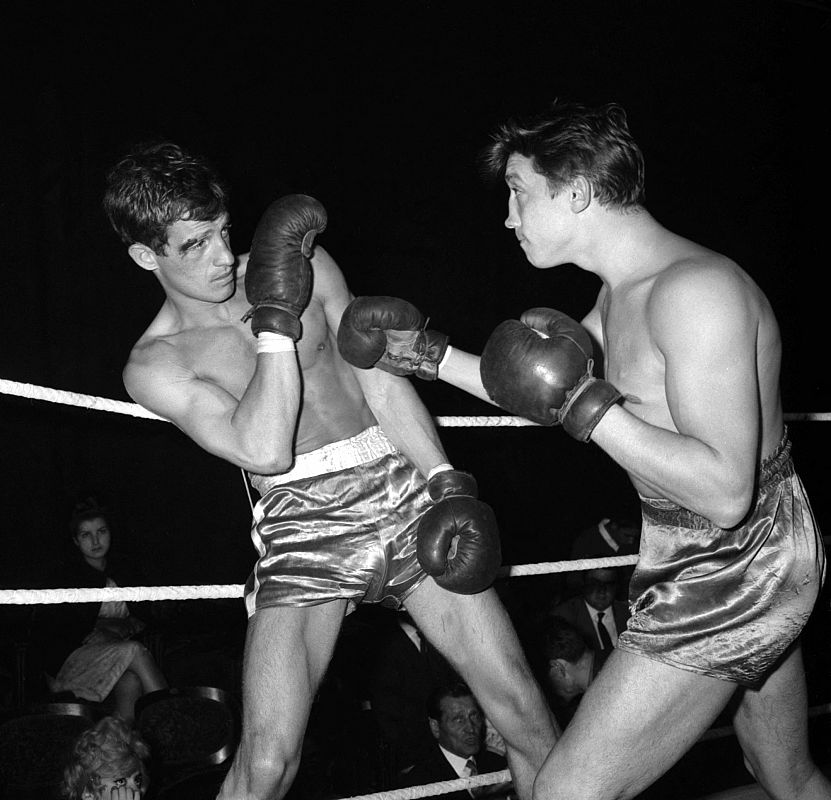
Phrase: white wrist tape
[
  {"left": 257, "top": 332, "right": 296, "bottom": 354},
  {"left": 428, "top": 463, "right": 454, "bottom": 481},
  {"left": 437, "top": 344, "right": 454, "bottom": 373}
]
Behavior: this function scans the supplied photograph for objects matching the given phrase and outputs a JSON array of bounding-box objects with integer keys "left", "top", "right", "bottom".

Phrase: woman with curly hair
[{"left": 63, "top": 715, "right": 151, "bottom": 799}]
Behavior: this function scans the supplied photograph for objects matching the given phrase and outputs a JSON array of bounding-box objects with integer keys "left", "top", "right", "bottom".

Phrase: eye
[{"left": 221, "top": 223, "right": 232, "bottom": 238}]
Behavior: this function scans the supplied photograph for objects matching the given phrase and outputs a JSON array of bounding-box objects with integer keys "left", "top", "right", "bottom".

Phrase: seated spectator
[
  {"left": 31, "top": 498, "right": 167, "bottom": 723},
  {"left": 552, "top": 567, "right": 630, "bottom": 668},
  {"left": 568, "top": 517, "right": 640, "bottom": 599},
  {"left": 399, "top": 682, "right": 513, "bottom": 799},
  {"left": 63, "top": 715, "right": 151, "bottom": 799},
  {"left": 538, "top": 616, "right": 599, "bottom": 729},
  {"left": 369, "top": 610, "right": 459, "bottom": 773}
]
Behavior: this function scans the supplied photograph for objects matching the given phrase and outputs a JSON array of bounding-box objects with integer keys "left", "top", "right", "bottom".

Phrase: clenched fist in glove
[
  {"left": 242, "top": 194, "right": 327, "bottom": 340},
  {"left": 416, "top": 469, "right": 502, "bottom": 594},
  {"left": 480, "top": 307, "right": 622, "bottom": 442},
  {"left": 337, "top": 296, "right": 449, "bottom": 380}
]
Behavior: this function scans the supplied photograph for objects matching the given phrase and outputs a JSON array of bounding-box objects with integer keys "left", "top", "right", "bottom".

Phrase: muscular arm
[
  {"left": 124, "top": 329, "right": 300, "bottom": 474},
  {"left": 592, "top": 263, "right": 761, "bottom": 527},
  {"left": 316, "top": 253, "right": 453, "bottom": 475}
]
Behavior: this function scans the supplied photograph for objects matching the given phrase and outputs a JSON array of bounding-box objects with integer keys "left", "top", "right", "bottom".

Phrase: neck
[{"left": 84, "top": 556, "right": 106, "bottom": 572}]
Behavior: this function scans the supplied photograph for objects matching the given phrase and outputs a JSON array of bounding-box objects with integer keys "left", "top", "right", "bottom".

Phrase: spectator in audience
[
  {"left": 568, "top": 517, "right": 640, "bottom": 598},
  {"left": 62, "top": 715, "right": 151, "bottom": 799},
  {"left": 399, "top": 682, "right": 513, "bottom": 799},
  {"left": 552, "top": 567, "right": 630, "bottom": 667},
  {"left": 370, "top": 610, "right": 459, "bottom": 772},
  {"left": 538, "top": 616, "right": 599, "bottom": 729},
  {"left": 31, "top": 498, "right": 167, "bottom": 723}
]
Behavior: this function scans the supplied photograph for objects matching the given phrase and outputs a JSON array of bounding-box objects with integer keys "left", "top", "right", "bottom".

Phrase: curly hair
[
  {"left": 103, "top": 140, "right": 229, "bottom": 254},
  {"left": 63, "top": 716, "right": 150, "bottom": 799},
  {"left": 68, "top": 497, "right": 113, "bottom": 542},
  {"left": 482, "top": 101, "right": 645, "bottom": 209}
]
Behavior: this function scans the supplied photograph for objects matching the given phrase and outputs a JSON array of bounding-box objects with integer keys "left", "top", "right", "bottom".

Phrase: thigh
[
  {"left": 241, "top": 601, "right": 347, "bottom": 750},
  {"left": 538, "top": 648, "right": 737, "bottom": 800}
]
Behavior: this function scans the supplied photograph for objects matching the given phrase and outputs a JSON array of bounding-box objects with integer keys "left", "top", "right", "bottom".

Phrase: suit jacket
[
  {"left": 398, "top": 744, "right": 508, "bottom": 800},
  {"left": 369, "top": 625, "right": 459, "bottom": 769},
  {"left": 551, "top": 596, "right": 631, "bottom": 665}
]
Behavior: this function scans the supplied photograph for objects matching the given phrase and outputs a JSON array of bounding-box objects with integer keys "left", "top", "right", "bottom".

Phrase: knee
[{"left": 241, "top": 739, "right": 302, "bottom": 797}]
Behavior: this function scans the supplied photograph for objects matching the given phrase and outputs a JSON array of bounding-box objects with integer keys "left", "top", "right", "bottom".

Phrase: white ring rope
[
  {"left": 2, "top": 378, "right": 830, "bottom": 424},
  {"left": 337, "top": 770, "right": 512, "bottom": 800},
  {"left": 0, "top": 555, "right": 640, "bottom": 604}
]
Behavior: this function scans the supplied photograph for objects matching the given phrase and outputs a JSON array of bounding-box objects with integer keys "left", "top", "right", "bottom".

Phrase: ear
[
  {"left": 547, "top": 659, "right": 567, "bottom": 678},
  {"left": 428, "top": 717, "right": 440, "bottom": 740},
  {"left": 128, "top": 242, "right": 160, "bottom": 272},
  {"left": 568, "top": 176, "right": 592, "bottom": 213}
]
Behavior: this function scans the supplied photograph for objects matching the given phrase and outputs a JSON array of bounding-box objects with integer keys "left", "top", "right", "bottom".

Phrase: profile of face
[
  {"left": 547, "top": 657, "right": 590, "bottom": 702},
  {"left": 130, "top": 214, "right": 236, "bottom": 305},
  {"left": 582, "top": 568, "right": 618, "bottom": 612},
  {"left": 429, "top": 694, "right": 484, "bottom": 758},
  {"left": 609, "top": 520, "right": 640, "bottom": 548},
  {"left": 503, "top": 153, "right": 578, "bottom": 269},
  {"left": 74, "top": 517, "right": 112, "bottom": 566}
]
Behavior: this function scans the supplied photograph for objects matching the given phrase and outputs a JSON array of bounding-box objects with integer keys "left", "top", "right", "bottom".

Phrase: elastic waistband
[
  {"left": 640, "top": 428, "right": 793, "bottom": 529},
  {"left": 249, "top": 426, "right": 396, "bottom": 494}
]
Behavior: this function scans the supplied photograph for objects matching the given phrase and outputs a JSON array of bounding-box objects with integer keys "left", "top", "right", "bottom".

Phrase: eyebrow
[{"left": 177, "top": 214, "right": 231, "bottom": 255}]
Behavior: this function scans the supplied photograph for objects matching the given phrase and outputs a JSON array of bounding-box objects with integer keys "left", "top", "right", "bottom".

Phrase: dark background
[{"left": 2, "top": 0, "right": 830, "bottom": 590}]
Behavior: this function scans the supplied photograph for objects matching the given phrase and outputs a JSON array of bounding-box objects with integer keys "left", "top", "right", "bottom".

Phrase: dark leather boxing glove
[
  {"left": 480, "top": 307, "right": 622, "bottom": 441},
  {"left": 416, "top": 469, "right": 502, "bottom": 594},
  {"left": 337, "top": 296, "right": 449, "bottom": 380},
  {"left": 242, "top": 194, "right": 327, "bottom": 340}
]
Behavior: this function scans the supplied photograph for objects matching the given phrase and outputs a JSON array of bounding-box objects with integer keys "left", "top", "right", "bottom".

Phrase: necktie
[
  {"left": 596, "top": 610, "right": 614, "bottom": 651},
  {"left": 465, "top": 757, "right": 478, "bottom": 777}
]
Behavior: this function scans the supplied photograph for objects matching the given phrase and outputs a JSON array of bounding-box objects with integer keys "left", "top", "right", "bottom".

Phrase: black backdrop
[{"left": 2, "top": 1, "right": 829, "bottom": 589}]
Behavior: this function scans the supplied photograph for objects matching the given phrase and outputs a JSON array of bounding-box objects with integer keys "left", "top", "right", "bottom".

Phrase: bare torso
[
  {"left": 582, "top": 233, "right": 784, "bottom": 499},
  {"left": 127, "top": 256, "right": 375, "bottom": 461}
]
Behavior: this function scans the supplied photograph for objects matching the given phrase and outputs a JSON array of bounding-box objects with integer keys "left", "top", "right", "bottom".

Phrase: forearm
[
  {"left": 437, "top": 347, "right": 499, "bottom": 406},
  {"left": 230, "top": 351, "right": 301, "bottom": 472},
  {"left": 591, "top": 405, "right": 753, "bottom": 526}
]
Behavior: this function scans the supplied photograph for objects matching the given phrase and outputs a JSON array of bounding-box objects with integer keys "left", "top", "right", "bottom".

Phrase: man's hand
[
  {"left": 242, "top": 194, "right": 327, "bottom": 340},
  {"left": 480, "top": 307, "right": 622, "bottom": 441},
  {"left": 338, "top": 296, "right": 449, "bottom": 380},
  {"left": 417, "top": 469, "right": 501, "bottom": 593}
]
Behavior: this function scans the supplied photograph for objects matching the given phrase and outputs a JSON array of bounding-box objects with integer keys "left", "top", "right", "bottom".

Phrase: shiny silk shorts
[
  {"left": 617, "top": 433, "right": 826, "bottom": 687},
  {"left": 244, "top": 426, "right": 431, "bottom": 617}
]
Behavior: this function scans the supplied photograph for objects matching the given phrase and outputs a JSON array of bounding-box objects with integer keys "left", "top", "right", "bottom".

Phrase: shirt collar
[
  {"left": 597, "top": 518, "right": 619, "bottom": 552},
  {"left": 439, "top": 744, "right": 474, "bottom": 776}
]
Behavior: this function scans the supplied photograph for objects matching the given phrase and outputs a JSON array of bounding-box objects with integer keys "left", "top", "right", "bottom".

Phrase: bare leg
[
  {"left": 217, "top": 600, "right": 347, "bottom": 800},
  {"left": 533, "top": 648, "right": 738, "bottom": 800},
  {"left": 110, "top": 669, "right": 143, "bottom": 724},
  {"left": 734, "top": 641, "right": 831, "bottom": 799},
  {"left": 126, "top": 644, "right": 168, "bottom": 694},
  {"left": 406, "top": 579, "right": 558, "bottom": 800}
]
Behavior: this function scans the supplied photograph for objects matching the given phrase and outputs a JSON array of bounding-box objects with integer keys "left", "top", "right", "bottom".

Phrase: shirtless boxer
[
  {"left": 337, "top": 103, "right": 829, "bottom": 799},
  {"left": 103, "top": 142, "right": 557, "bottom": 800}
]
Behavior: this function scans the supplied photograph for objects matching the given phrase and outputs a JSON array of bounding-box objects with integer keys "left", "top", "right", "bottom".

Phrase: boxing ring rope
[{"left": 2, "top": 376, "right": 829, "bottom": 799}]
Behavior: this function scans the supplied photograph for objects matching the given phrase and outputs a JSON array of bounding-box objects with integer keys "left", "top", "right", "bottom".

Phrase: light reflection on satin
[{"left": 618, "top": 432, "right": 825, "bottom": 687}]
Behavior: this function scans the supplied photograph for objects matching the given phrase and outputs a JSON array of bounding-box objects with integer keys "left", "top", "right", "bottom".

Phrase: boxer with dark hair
[
  {"left": 105, "top": 142, "right": 557, "bottom": 800},
  {"left": 338, "top": 102, "right": 828, "bottom": 799}
]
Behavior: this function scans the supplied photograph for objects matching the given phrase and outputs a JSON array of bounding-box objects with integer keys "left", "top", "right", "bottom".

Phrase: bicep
[{"left": 654, "top": 276, "right": 759, "bottom": 469}]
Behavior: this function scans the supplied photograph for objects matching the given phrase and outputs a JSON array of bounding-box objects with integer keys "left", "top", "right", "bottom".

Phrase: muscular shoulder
[{"left": 123, "top": 335, "right": 195, "bottom": 414}]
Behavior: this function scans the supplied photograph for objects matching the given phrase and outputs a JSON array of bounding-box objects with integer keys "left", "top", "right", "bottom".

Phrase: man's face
[
  {"left": 503, "top": 153, "right": 574, "bottom": 268},
  {"left": 148, "top": 213, "right": 236, "bottom": 304},
  {"left": 582, "top": 568, "right": 617, "bottom": 612},
  {"left": 610, "top": 521, "right": 640, "bottom": 548},
  {"left": 430, "top": 695, "right": 484, "bottom": 758}
]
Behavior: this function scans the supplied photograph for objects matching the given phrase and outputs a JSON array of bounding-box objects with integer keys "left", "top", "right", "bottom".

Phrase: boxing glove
[
  {"left": 242, "top": 194, "right": 327, "bottom": 340},
  {"left": 416, "top": 469, "right": 502, "bottom": 594},
  {"left": 338, "top": 296, "right": 449, "bottom": 380},
  {"left": 480, "top": 307, "right": 622, "bottom": 441}
]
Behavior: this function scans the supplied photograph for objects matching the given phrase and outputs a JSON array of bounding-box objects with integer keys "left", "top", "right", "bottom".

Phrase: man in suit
[
  {"left": 399, "top": 683, "right": 513, "bottom": 799},
  {"left": 370, "top": 611, "right": 459, "bottom": 772},
  {"left": 568, "top": 517, "right": 640, "bottom": 599},
  {"left": 552, "top": 568, "right": 630, "bottom": 667}
]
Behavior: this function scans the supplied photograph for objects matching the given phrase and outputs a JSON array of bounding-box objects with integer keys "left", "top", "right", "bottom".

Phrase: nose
[
  {"left": 215, "top": 236, "right": 235, "bottom": 266},
  {"left": 504, "top": 197, "right": 519, "bottom": 230}
]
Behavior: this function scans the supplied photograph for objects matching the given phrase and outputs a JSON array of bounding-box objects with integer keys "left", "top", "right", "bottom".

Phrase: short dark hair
[
  {"left": 539, "top": 616, "right": 588, "bottom": 665},
  {"left": 103, "top": 140, "right": 229, "bottom": 254},
  {"left": 426, "top": 681, "right": 476, "bottom": 722},
  {"left": 68, "top": 496, "right": 113, "bottom": 541},
  {"left": 482, "top": 101, "right": 645, "bottom": 209}
]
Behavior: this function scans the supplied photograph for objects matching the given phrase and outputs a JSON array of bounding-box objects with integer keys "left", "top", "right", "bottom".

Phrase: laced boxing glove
[
  {"left": 242, "top": 194, "right": 328, "bottom": 340},
  {"left": 337, "top": 296, "right": 449, "bottom": 380},
  {"left": 416, "top": 469, "right": 502, "bottom": 594},
  {"left": 480, "top": 307, "right": 623, "bottom": 442}
]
